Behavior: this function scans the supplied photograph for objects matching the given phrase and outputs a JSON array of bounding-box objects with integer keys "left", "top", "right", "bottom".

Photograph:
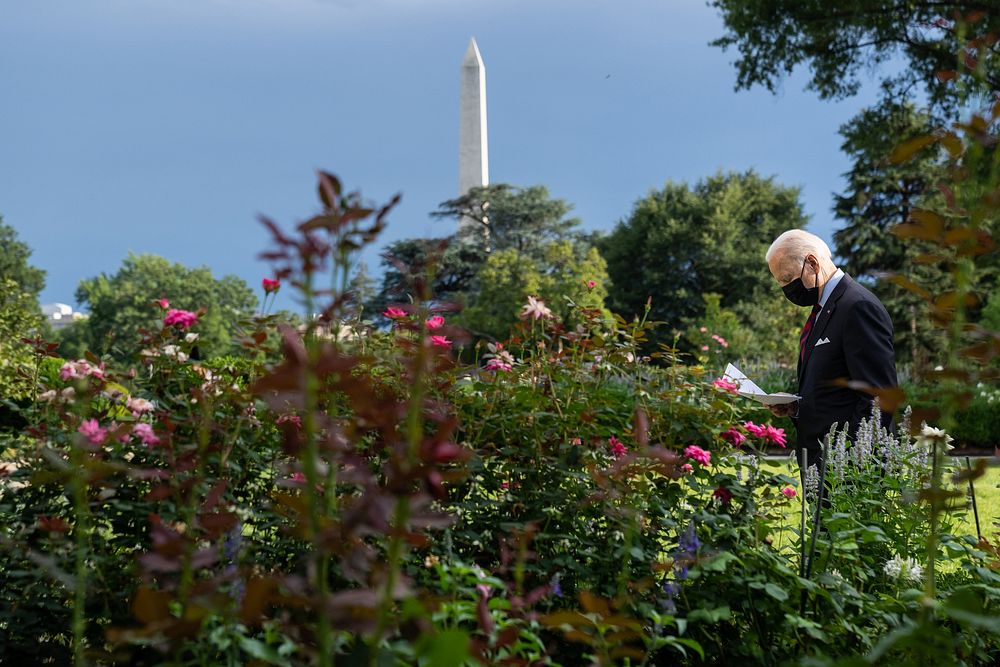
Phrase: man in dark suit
[{"left": 765, "top": 230, "right": 898, "bottom": 469}]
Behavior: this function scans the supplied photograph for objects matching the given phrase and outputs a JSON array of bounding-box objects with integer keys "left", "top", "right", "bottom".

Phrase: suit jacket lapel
[{"left": 798, "top": 275, "right": 852, "bottom": 385}]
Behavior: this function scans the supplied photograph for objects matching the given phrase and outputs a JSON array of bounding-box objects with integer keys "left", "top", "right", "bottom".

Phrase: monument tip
[{"left": 463, "top": 38, "right": 484, "bottom": 67}]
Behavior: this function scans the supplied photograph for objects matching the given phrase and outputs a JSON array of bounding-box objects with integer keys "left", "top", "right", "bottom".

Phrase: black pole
[
  {"left": 966, "top": 456, "right": 982, "bottom": 541},
  {"left": 805, "top": 434, "right": 831, "bottom": 579}
]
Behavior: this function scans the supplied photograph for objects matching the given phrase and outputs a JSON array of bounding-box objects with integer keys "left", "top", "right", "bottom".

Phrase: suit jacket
[{"left": 793, "top": 274, "right": 897, "bottom": 454}]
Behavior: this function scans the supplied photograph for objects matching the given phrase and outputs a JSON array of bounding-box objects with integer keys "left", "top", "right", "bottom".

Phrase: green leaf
[
  {"left": 687, "top": 605, "right": 730, "bottom": 623},
  {"left": 942, "top": 589, "right": 1000, "bottom": 632},
  {"left": 237, "top": 636, "right": 292, "bottom": 666},
  {"left": 418, "top": 629, "right": 471, "bottom": 667},
  {"left": 698, "top": 551, "right": 740, "bottom": 573},
  {"left": 763, "top": 583, "right": 788, "bottom": 602}
]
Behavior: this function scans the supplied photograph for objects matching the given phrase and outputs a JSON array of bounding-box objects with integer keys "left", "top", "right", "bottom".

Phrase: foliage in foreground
[{"left": 1, "top": 167, "right": 1000, "bottom": 667}]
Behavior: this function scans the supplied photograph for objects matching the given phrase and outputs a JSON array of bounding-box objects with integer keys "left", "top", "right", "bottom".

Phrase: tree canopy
[
  {"left": 463, "top": 240, "right": 610, "bottom": 341},
  {"left": 61, "top": 254, "right": 257, "bottom": 360},
  {"left": 0, "top": 216, "right": 46, "bottom": 299},
  {"left": 370, "top": 184, "right": 589, "bottom": 320},
  {"left": 710, "top": 1, "right": 999, "bottom": 111},
  {"left": 432, "top": 184, "right": 581, "bottom": 259},
  {"left": 599, "top": 170, "right": 808, "bottom": 351}
]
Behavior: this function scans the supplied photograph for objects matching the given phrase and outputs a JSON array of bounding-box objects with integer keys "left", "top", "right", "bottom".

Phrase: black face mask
[{"left": 782, "top": 259, "right": 820, "bottom": 307}]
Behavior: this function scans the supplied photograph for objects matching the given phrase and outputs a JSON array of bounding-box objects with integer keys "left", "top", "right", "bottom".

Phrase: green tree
[
  {"left": 432, "top": 184, "right": 581, "bottom": 258},
  {"left": 64, "top": 254, "right": 257, "bottom": 361},
  {"left": 0, "top": 216, "right": 46, "bottom": 299},
  {"left": 599, "top": 171, "right": 808, "bottom": 352},
  {"left": 832, "top": 102, "right": 952, "bottom": 373},
  {"left": 0, "top": 278, "right": 44, "bottom": 401},
  {"left": 710, "top": 1, "right": 999, "bottom": 112},
  {"left": 370, "top": 184, "right": 587, "bottom": 317},
  {"left": 462, "top": 240, "right": 610, "bottom": 340}
]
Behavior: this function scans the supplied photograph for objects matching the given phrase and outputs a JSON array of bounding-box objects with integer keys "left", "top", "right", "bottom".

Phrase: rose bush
[{"left": 1, "top": 171, "right": 998, "bottom": 666}]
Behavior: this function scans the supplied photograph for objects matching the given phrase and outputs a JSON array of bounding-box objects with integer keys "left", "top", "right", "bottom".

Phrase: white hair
[{"left": 766, "top": 230, "right": 832, "bottom": 271}]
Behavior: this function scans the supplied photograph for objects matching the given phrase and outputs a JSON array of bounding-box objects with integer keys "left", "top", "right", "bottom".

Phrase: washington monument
[{"left": 459, "top": 38, "right": 488, "bottom": 196}]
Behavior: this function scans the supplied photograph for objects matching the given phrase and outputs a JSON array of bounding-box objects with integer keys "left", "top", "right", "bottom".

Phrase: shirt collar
[{"left": 819, "top": 268, "right": 844, "bottom": 308}]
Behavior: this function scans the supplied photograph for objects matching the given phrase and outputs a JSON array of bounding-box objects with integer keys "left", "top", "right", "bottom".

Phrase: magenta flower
[
  {"left": 78, "top": 419, "right": 107, "bottom": 445},
  {"left": 383, "top": 307, "right": 408, "bottom": 319},
  {"left": 720, "top": 428, "right": 746, "bottom": 447},
  {"left": 501, "top": 481, "right": 510, "bottom": 490},
  {"left": 164, "top": 309, "right": 199, "bottom": 329},
  {"left": 425, "top": 315, "right": 445, "bottom": 330},
  {"left": 712, "top": 378, "right": 739, "bottom": 393},
  {"left": 681, "top": 463, "right": 693, "bottom": 473},
  {"left": 156, "top": 298, "right": 170, "bottom": 309},
  {"left": 684, "top": 445, "right": 711, "bottom": 466},
  {"left": 132, "top": 423, "right": 161, "bottom": 447},
  {"left": 743, "top": 421, "right": 767, "bottom": 438},
  {"left": 765, "top": 425, "right": 787, "bottom": 448},
  {"left": 586, "top": 280, "right": 597, "bottom": 291},
  {"left": 781, "top": 486, "right": 797, "bottom": 498},
  {"left": 609, "top": 435, "right": 628, "bottom": 459},
  {"left": 430, "top": 335, "right": 452, "bottom": 348},
  {"left": 262, "top": 278, "right": 281, "bottom": 293}
]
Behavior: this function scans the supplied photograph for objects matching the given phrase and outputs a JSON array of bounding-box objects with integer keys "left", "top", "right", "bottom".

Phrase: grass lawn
[
  {"left": 947, "top": 459, "right": 1000, "bottom": 539},
  {"left": 765, "top": 456, "right": 1000, "bottom": 542}
]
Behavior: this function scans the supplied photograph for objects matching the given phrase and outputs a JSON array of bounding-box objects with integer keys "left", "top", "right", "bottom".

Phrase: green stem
[
  {"left": 70, "top": 437, "right": 89, "bottom": 667},
  {"left": 370, "top": 306, "right": 429, "bottom": 664}
]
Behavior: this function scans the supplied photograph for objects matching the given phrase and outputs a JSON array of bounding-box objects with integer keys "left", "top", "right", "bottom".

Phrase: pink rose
[
  {"left": 156, "top": 298, "right": 170, "bottom": 309},
  {"left": 781, "top": 486, "right": 797, "bottom": 498},
  {"left": 132, "top": 422, "right": 161, "bottom": 447},
  {"left": 681, "top": 463, "right": 693, "bottom": 473},
  {"left": 684, "top": 445, "right": 711, "bottom": 466},
  {"left": 78, "top": 419, "right": 107, "bottom": 445},
  {"left": 60, "top": 359, "right": 105, "bottom": 381},
  {"left": 765, "top": 425, "right": 787, "bottom": 448},
  {"left": 720, "top": 428, "right": 746, "bottom": 447},
  {"left": 262, "top": 278, "right": 281, "bottom": 293},
  {"left": 485, "top": 358, "right": 512, "bottom": 372},
  {"left": 164, "top": 309, "right": 199, "bottom": 329},
  {"left": 712, "top": 378, "right": 739, "bottom": 393},
  {"left": 430, "top": 335, "right": 452, "bottom": 348},
  {"left": 425, "top": 315, "right": 445, "bottom": 330},
  {"left": 383, "top": 307, "right": 408, "bottom": 319},
  {"left": 609, "top": 435, "right": 628, "bottom": 459},
  {"left": 126, "top": 396, "right": 155, "bottom": 416},
  {"left": 743, "top": 421, "right": 767, "bottom": 438},
  {"left": 586, "top": 280, "right": 597, "bottom": 290}
]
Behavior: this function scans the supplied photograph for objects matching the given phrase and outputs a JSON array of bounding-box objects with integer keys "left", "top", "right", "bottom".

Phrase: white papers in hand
[{"left": 723, "top": 363, "right": 800, "bottom": 406}]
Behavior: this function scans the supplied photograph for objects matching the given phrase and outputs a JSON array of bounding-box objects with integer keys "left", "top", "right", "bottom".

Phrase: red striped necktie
[{"left": 799, "top": 304, "right": 821, "bottom": 362}]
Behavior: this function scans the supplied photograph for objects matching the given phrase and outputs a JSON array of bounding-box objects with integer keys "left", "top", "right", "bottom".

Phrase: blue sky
[{"left": 1, "top": 0, "right": 881, "bottom": 311}]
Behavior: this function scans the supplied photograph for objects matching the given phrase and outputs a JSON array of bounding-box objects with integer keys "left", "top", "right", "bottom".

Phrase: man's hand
[{"left": 768, "top": 401, "right": 798, "bottom": 418}]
